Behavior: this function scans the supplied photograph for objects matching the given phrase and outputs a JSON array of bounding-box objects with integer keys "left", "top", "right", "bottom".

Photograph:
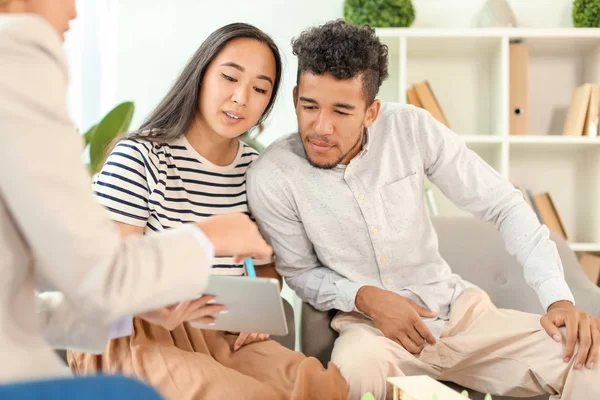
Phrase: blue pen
[{"left": 244, "top": 257, "right": 256, "bottom": 278}]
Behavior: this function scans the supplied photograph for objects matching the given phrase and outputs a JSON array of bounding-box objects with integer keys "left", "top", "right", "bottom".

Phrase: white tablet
[{"left": 190, "top": 275, "right": 289, "bottom": 336}]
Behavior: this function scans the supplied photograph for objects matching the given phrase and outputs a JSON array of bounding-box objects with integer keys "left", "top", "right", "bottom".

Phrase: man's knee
[{"left": 332, "top": 337, "right": 400, "bottom": 399}]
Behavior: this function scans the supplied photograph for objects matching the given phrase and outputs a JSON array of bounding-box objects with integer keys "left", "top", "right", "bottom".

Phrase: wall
[
  {"left": 114, "top": 0, "right": 344, "bottom": 145},
  {"left": 112, "top": 0, "right": 574, "bottom": 145},
  {"left": 411, "top": 0, "right": 574, "bottom": 29}
]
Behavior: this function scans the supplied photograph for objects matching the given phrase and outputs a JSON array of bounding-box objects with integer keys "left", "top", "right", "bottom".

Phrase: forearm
[
  {"left": 282, "top": 265, "right": 364, "bottom": 312},
  {"left": 36, "top": 292, "right": 111, "bottom": 353},
  {"left": 489, "top": 190, "right": 574, "bottom": 310}
]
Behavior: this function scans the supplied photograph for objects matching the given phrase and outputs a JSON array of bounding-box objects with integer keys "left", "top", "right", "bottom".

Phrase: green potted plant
[
  {"left": 344, "top": 0, "right": 416, "bottom": 28},
  {"left": 572, "top": 0, "right": 600, "bottom": 27},
  {"left": 83, "top": 101, "right": 135, "bottom": 174}
]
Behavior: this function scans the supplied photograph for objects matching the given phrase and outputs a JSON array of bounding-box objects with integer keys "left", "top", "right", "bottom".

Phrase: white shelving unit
[{"left": 375, "top": 28, "right": 600, "bottom": 253}]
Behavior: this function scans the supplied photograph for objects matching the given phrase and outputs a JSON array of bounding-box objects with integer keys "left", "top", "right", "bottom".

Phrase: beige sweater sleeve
[{"left": 0, "top": 16, "right": 211, "bottom": 331}]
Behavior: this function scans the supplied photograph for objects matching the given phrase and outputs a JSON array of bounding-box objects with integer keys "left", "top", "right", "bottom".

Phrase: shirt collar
[{"left": 362, "top": 126, "right": 372, "bottom": 153}]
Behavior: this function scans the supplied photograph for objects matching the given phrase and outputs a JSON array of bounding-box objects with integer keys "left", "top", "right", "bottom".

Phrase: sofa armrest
[
  {"left": 301, "top": 303, "right": 338, "bottom": 366},
  {"left": 272, "top": 297, "right": 296, "bottom": 350}
]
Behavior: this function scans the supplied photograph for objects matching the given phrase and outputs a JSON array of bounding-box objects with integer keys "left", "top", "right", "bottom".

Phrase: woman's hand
[
  {"left": 138, "top": 295, "right": 225, "bottom": 331},
  {"left": 233, "top": 332, "right": 270, "bottom": 351}
]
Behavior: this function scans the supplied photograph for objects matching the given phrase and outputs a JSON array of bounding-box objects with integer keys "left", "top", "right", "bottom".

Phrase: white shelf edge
[
  {"left": 453, "top": 136, "right": 600, "bottom": 145},
  {"left": 456, "top": 136, "right": 600, "bottom": 145},
  {"left": 569, "top": 242, "right": 600, "bottom": 252},
  {"left": 508, "top": 136, "right": 600, "bottom": 145},
  {"left": 375, "top": 27, "right": 600, "bottom": 39},
  {"left": 462, "top": 135, "right": 503, "bottom": 144}
]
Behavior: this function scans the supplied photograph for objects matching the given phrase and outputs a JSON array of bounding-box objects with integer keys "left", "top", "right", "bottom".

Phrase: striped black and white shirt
[{"left": 93, "top": 135, "right": 261, "bottom": 276}]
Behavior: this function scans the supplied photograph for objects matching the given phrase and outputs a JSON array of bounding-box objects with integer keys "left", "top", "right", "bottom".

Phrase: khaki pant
[
  {"left": 68, "top": 318, "right": 347, "bottom": 400},
  {"left": 331, "top": 288, "right": 600, "bottom": 400}
]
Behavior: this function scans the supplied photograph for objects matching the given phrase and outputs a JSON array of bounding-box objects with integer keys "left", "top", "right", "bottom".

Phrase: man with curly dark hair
[{"left": 247, "top": 19, "right": 600, "bottom": 400}]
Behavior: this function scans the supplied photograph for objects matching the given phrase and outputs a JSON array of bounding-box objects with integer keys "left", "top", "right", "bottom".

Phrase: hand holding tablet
[{"left": 190, "top": 260, "right": 288, "bottom": 335}]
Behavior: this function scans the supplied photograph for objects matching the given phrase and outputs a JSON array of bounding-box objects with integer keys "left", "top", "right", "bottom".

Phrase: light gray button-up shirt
[{"left": 247, "top": 103, "right": 574, "bottom": 337}]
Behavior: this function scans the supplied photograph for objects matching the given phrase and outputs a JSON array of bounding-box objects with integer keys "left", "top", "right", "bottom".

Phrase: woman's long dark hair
[{"left": 128, "top": 23, "right": 282, "bottom": 142}]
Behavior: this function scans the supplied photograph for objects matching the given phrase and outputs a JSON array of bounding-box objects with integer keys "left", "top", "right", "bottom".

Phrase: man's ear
[
  {"left": 364, "top": 99, "right": 381, "bottom": 128},
  {"left": 293, "top": 86, "right": 299, "bottom": 109}
]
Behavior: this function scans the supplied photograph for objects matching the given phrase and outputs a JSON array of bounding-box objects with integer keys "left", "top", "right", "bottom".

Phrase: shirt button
[
  {"left": 385, "top": 278, "right": 392, "bottom": 284},
  {"left": 371, "top": 227, "right": 379, "bottom": 234},
  {"left": 358, "top": 193, "right": 365, "bottom": 200},
  {"left": 410, "top": 285, "right": 416, "bottom": 290},
  {"left": 380, "top": 257, "right": 387, "bottom": 263}
]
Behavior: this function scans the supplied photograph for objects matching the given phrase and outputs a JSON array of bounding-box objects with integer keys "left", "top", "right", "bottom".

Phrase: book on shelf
[
  {"left": 579, "top": 253, "right": 600, "bottom": 286},
  {"left": 509, "top": 41, "right": 529, "bottom": 135},
  {"left": 515, "top": 185, "right": 567, "bottom": 240},
  {"left": 406, "top": 80, "right": 450, "bottom": 128},
  {"left": 563, "top": 83, "right": 600, "bottom": 137},
  {"left": 407, "top": 86, "right": 423, "bottom": 108},
  {"left": 584, "top": 84, "right": 599, "bottom": 137}
]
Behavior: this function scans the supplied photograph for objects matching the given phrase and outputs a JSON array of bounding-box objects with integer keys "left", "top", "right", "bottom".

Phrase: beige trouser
[{"left": 331, "top": 288, "right": 600, "bottom": 400}]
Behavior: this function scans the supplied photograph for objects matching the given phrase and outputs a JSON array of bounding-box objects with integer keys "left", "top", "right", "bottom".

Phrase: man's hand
[
  {"left": 138, "top": 295, "right": 226, "bottom": 331},
  {"left": 541, "top": 300, "right": 600, "bottom": 370},
  {"left": 356, "top": 286, "right": 438, "bottom": 354},
  {"left": 233, "top": 332, "right": 270, "bottom": 351}
]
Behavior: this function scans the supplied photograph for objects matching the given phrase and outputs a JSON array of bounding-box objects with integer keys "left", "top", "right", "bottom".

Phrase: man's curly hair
[{"left": 291, "top": 19, "right": 389, "bottom": 105}]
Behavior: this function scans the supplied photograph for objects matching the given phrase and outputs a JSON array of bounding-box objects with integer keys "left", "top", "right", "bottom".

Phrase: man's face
[{"left": 293, "top": 72, "right": 380, "bottom": 169}]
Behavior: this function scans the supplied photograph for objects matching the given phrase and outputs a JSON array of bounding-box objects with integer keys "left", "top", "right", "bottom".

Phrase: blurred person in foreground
[{"left": 0, "top": 0, "right": 274, "bottom": 385}]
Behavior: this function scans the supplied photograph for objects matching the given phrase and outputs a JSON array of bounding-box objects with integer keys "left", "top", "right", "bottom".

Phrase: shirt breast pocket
[{"left": 379, "top": 172, "right": 422, "bottom": 232}]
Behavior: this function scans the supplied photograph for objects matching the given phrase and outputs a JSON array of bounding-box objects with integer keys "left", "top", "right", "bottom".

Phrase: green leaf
[
  {"left": 361, "top": 393, "right": 376, "bottom": 400},
  {"left": 89, "top": 101, "right": 135, "bottom": 174},
  {"left": 83, "top": 124, "right": 98, "bottom": 146}
]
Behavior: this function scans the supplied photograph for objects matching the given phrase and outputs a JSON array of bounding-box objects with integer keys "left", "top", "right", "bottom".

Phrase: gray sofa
[{"left": 301, "top": 217, "right": 600, "bottom": 400}]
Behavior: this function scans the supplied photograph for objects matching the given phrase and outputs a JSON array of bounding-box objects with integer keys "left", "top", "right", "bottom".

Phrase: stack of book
[
  {"left": 516, "top": 185, "right": 600, "bottom": 288},
  {"left": 515, "top": 185, "right": 567, "bottom": 240},
  {"left": 406, "top": 80, "right": 450, "bottom": 128},
  {"left": 563, "top": 83, "right": 600, "bottom": 137},
  {"left": 509, "top": 40, "right": 600, "bottom": 138}
]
